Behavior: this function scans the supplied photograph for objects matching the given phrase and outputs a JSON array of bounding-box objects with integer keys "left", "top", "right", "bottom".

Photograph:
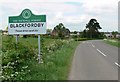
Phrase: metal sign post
[
  {"left": 8, "top": 9, "right": 46, "bottom": 64},
  {"left": 16, "top": 35, "right": 18, "bottom": 43},
  {"left": 38, "top": 35, "right": 41, "bottom": 63}
]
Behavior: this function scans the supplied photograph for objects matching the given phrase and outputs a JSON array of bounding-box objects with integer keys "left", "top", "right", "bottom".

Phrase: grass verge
[
  {"left": 104, "top": 39, "right": 120, "bottom": 47},
  {"left": 2, "top": 35, "right": 79, "bottom": 80},
  {"left": 22, "top": 40, "right": 79, "bottom": 80}
]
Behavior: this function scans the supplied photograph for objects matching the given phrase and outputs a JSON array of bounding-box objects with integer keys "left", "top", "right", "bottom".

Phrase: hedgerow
[
  {"left": 1, "top": 36, "right": 70, "bottom": 80},
  {"left": 1, "top": 37, "right": 36, "bottom": 80}
]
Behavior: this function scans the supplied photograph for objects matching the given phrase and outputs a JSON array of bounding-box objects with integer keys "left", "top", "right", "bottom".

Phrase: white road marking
[
  {"left": 92, "top": 44, "right": 95, "bottom": 48},
  {"left": 91, "top": 42, "right": 95, "bottom": 48},
  {"left": 115, "top": 62, "right": 120, "bottom": 67},
  {"left": 97, "top": 49, "right": 107, "bottom": 57}
]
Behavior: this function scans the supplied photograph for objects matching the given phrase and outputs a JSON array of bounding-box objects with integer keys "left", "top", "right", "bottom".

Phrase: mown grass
[
  {"left": 2, "top": 35, "right": 58, "bottom": 48},
  {"left": 104, "top": 39, "right": 120, "bottom": 47}
]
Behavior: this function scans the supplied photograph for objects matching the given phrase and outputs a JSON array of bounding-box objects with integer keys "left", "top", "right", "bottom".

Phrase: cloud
[
  {"left": 0, "top": 2, "right": 78, "bottom": 15},
  {"left": 81, "top": 0, "right": 119, "bottom": 14},
  {"left": 0, "top": 0, "right": 119, "bottom": 32}
]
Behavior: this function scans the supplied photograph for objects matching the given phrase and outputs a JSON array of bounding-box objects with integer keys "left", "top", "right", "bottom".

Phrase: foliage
[
  {"left": 104, "top": 39, "right": 120, "bottom": 47},
  {"left": 1, "top": 36, "right": 78, "bottom": 80},
  {"left": 47, "top": 29, "right": 52, "bottom": 34},
  {"left": 74, "top": 38, "right": 92, "bottom": 41},
  {"left": 72, "top": 35, "right": 78, "bottom": 39},
  {"left": 82, "top": 19, "right": 102, "bottom": 38},
  {"left": 6, "top": 27, "right": 8, "bottom": 31},
  {"left": 22, "top": 39, "right": 79, "bottom": 80},
  {"left": 112, "top": 31, "right": 119, "bottom": 38},
  {"left": 52, "top": 23, "right": 70, "bottom": 39},
  {"left": 1, "top": 37, "right": 36, "bottom": 80},
  {"left": 73, "top": 31, "right": 77, "bottom": 34}
]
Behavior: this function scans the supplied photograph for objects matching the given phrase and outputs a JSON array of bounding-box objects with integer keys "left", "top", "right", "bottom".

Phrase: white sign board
[{"left": 8, "top": 9, "right": 46, "bottom": 35}]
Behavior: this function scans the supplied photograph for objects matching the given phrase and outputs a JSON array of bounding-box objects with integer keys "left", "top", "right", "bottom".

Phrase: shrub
[
  {"left": 74, "top": 38, "right": 91, "bottom": 41},
  {"left": 1, "top": 37, "right": 36, "bottom": 80},
  {"left": 1, "top": 36, "right": 71, "bottom": 80}
]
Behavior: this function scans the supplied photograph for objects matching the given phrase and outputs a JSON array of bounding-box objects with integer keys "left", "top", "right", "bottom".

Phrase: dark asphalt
[{"left": 68, "top": 40, "right": 118, "bottom": 80}]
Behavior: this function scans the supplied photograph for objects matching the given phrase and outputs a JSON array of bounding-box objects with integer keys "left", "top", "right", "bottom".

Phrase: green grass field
[
  {"left": 2, "top": 35, "right": 58, "bottom": 47},
  {"left": 1, "top": 35, "right": 79, "bottom": 80}
]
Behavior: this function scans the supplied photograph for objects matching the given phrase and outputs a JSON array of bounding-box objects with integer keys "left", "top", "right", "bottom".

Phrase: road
[{"left": 68, "top": 40, "right": 118, "bottom": 80}]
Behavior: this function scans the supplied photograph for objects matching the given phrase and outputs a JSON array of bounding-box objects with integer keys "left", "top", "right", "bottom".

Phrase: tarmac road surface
[{"left": 68, "top": 40, "right": 118, "bottom": 80}]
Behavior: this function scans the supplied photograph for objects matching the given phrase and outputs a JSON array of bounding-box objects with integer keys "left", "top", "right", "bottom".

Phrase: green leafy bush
[
  {"left": 0, "top": 32, "right": 81, "bottom": 80},
  {"left": 1, "top": 36, "right": 70, "bottom": 80},
  {"left": 1, "top": 37, "right": 36, "bottom": 80},
  {"left": 74, "top": 38, "right": 92, "bottom": 41}
]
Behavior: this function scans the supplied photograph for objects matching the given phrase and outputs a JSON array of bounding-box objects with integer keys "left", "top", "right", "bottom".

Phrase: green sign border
[{"left": 9, "top": 9, "right": 46, "bottom": 23}]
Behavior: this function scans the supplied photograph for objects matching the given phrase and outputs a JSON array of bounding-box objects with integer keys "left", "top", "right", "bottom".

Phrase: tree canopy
[
  {"left": 82, "top": 19, "right": 102, "bottom": 38},
  {"left": 52, "top": 23, "right": 70, "bottom": 39}
]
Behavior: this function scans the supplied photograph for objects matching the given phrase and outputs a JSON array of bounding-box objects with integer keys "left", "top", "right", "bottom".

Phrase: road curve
[{"left": 68, "top": 40, "right": 118, "bottom": 80}]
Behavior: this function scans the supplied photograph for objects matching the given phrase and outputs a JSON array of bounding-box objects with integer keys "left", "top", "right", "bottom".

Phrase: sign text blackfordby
[
  {"left": 10, "top": 23, "right": 44, "bottom": 28},
  {"left": 8, "top": 9, "right": 46, "bottom": 35}
]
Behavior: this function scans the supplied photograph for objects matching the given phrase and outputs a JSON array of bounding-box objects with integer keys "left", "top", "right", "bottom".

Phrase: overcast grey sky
[{"left": 0, "top": 0, "right": 119, "bottom": 32}]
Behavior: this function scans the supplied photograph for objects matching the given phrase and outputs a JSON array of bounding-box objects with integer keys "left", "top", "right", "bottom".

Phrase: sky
[{"left": 0, "top": 0, "right": 119, "bottom": 32}]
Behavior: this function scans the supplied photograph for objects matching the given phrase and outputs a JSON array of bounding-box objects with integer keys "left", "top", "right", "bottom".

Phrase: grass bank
[
  {"left": 104, "top": 39, "right": 120, "bottom": 47},
  {"left": 22, "top": 40, "right": 79, "bottom": 80},
  {"left": 1, "top": 35, "right": 79, "bottom": 80}
]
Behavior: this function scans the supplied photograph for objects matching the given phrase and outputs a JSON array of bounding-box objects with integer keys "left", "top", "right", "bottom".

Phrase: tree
[
  {"left": 52, "top": 23, "right": 70, "bottom": 39},
  {"left": 6, "top": 26, "right": 8, "bottom": 31},
  {"left": 82, "top": 29, "right": 87, "bottom": 38},
  {"left": 74, "top": 31, "right": 77, "bottom": 34},
  {"left": 112, "top": 31, "right": 118, "bottom": 38},
  {"left": 47, "top": 29, "right": 52, "bottom": 34},
  {"left": 83, "top": 19, "right": 102, "bottom": 38}
]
